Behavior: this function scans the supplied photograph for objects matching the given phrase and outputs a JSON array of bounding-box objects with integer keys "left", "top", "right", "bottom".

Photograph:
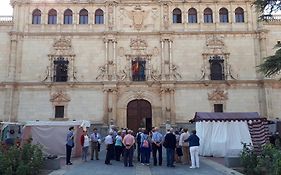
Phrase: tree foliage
[
  {"left": 257, "top": 43, "right": 281, "bottom": 78},
  {"left": 254, "top": 0, "right": 281, "bottom": 15}
]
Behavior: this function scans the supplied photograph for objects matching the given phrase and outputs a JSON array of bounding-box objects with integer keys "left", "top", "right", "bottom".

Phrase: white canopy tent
[
  {"left": 194, "top": 112, "right": 267, "bottom": 157},
  {"left": 22, "top": 120, "right": 90, "bottom": 156}
]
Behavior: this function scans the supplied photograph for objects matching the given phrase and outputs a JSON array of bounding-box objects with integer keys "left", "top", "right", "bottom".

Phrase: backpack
[{"left": 142, "top": 139, "right": 149, "bottom": 148}]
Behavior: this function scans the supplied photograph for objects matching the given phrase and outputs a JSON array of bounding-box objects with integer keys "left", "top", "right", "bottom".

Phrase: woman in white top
[{"left": 80, "top": 130, "right": 90, "bottom": 162}]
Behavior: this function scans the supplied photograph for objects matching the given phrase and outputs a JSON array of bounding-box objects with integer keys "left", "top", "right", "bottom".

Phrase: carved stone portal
[{"left": 127, "top": 5, "right": 149, "bottom": 30}]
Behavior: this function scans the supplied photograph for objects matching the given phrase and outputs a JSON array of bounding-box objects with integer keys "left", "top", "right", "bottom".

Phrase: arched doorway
[{"left": 127, "top": 99, "right": 152, "bottom": 132}]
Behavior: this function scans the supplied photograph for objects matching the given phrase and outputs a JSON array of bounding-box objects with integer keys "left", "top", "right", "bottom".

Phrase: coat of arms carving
[
  {"left": 208, "top": 89, "right": 228, "bottom": 101},
  {"left": 127, "top": 5, "right": 149, "bottom": 30}
]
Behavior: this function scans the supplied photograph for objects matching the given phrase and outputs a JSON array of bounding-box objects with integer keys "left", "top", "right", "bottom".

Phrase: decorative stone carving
[
  {"left": 50, "top": 90, "right": 71, "bottom": 103},
  {"left": 134, "top": 90, "right": 145, "bottom": 99},
  {"left": 127, "top": 5, "right": 149, "bottom": 30},
  {"left": 163, "top": 4, "right": 169, "bottom": 29},
  {"left": 208, "top": 89, "right": 228, "bottom": 101},
  {"left": 170, "top": 64, "right": 182, "bottom": 80},
  {"left": 96, "top": 64, "right": 107, "bottom": 80},
  {"left": 130, "top": 37, "right": 148, "bottom": 50},
  {"left": 151, "top": 67, "right": 161, "bottom": 81}
]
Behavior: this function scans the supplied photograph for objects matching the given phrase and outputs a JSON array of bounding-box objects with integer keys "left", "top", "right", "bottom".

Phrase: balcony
[{"left": 0, "top": 16, "right": 13, "bottom": 25}]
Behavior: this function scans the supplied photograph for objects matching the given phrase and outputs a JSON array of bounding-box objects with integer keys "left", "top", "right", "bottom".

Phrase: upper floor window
[
  {"left": 53, "top": 57, "right": 69, "bottom": 82},
  {"left": 79, "top": 9, "right": 88, "bottom": 24},
  {"left": 204, "top": 8, "right": 213, "bottom": 23},
  {"left": 219, "top": 8, "right": 229, "bottom": 23},
  {"left": 132, "top": 58, "right": 146, "bottom": 81},
  {"left": 209, "top": 55, "right": 224, "bottom": 80},
  {"left": 32, "top": 9, "right": 41, "bottom": 24},
  {"left": 64, "top": 9, "right": 73, "bottom": 24},
  {"left": 235, "top": 7, "right": 244, "bottom": 23},
  {"left": 55, "top": 106, "right": 65, "bottom": 118},
  {"left": 48, "top": 9, "right": 57, "bottom": 24},
  {"left": 95, "top": 9, "right": 104, "bottom": 24},
  {"left": 173, "top": 8, "right": 182, "bottom": 23},
  {"left": 188, "top": 8, "right": 197, "bottom": 23}
]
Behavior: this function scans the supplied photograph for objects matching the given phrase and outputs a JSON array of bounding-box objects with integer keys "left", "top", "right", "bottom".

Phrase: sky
[{"left": 0, "top": 0, "right": 13, "bottom": 16}]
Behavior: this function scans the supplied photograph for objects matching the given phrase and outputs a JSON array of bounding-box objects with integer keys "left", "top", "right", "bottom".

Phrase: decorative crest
[{"left": 208, "top": 89, "right": 228, "bottom": 101}]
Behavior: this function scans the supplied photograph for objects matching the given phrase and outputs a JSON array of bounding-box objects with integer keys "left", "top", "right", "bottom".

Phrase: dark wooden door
[{"left": 127, "top": 99, "right": 152, "bottom": 132}]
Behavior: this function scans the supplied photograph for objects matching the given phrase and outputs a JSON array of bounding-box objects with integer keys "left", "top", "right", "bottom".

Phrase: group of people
[{"left": 65, "top": 126, "right": 200, "bottom": 169}]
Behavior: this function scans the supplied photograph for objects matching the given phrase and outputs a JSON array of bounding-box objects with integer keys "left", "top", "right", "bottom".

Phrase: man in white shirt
[
  {"left": 104, "top": 131, "right": 114, "bottom": 165},
  {"left": 179, "top": 128, "right": 190, "bottom": 165}
]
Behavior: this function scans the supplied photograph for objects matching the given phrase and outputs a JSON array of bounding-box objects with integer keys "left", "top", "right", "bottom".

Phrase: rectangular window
[
  {"left": 55, "top": 106, "right": 64, "bottom": 118},
  {"left": 132, "top": 59, "right": 146, "bottom": 81},
  {"left": 53, "top": 58, "right": 69, "bottom": 82},
  {"left": 214, "top": 104, "right": 223, "bottom": 112}
]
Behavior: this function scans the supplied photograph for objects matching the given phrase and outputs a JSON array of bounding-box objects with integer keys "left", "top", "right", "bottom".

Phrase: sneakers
[{"left": 190, "top": 166, "right": 196, "bottom": 169}]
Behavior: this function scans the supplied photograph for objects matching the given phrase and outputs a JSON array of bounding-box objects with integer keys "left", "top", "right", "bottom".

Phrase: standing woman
[
  {"left": 80, "top": 130, "right": 90, "bottom": 162},
  {"left": 140, "top": 130, "right": 151, "bottom": 166},
  {"left": 115, "top": 131, "right": 123, "bottom": 161},
  {"left": 185, "top": 130, "right": 200, "bottom": 168},
  {"left": 66, "top": 126, "right": 75, "bottom": 165}
]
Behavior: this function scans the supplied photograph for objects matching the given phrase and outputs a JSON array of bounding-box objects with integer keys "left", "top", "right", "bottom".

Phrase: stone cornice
[
  {"left": 13, "top": 30, "right": 260, "bottom": 37},
  {"left": 1, "top": 79, "right": 281, "bottom": 89}
]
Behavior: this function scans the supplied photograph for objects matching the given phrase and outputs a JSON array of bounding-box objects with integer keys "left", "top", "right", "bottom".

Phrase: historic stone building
[{"left": 0, "top": 0, "right": 281, "bottom": 131}]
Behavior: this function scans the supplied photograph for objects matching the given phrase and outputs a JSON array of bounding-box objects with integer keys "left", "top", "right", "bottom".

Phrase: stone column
[
  {"left": 104, "top": 39, "right": 109, "bottom": 78},
  {"left": 8, "top": 34, "right": 18, "bottom": 81},
  {"left": 169, "top": 39, "right": 173, "bottom": 78},
  {"left": 103, "top": 89, "right": 109, "bottom": 124},
  {"left": 170, "top": 89, "right": 176, "bottom": 125},
  {"left": 112, "top": 89, "right": 118, "bottom": 124},
  {"left": 113, "top": 40, "right": 117, "bottom": 80},
  {"left": 165, "top": 89, "right": 171, "bottom": 123},
  {"left": 160, "top": 40, "right": 164, "bottom": 80},
  {"left": 160, "top": 88, "right": 166, "bottom": 124}
]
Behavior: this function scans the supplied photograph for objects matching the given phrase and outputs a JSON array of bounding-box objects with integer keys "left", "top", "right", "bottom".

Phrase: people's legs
[
  {"left": 182, "top": 146, "right": 188, "bottom": 164},
  {"left": 145, "top": 148, "right": 150, "bottom": 164},
  {"left": 189, "top": 146, "right": 196, "bottom": 168},
  {"left": 137, "top": 143, "right": 141, "bottom": 161},
  {"left": 128, "top": 147, "right": 134, "bottom": 166},
  {"left": 85, "top": 146, "right": 89, "bottom": 161},
  {"left": 171, "top": 148, "right": 175, "bottom": 166},
  {"left": 152, "top": 143, "right": 157, "bottom": 165},
  {"left": 105, "top": 145, "right": 111, "bottom": 164},
  {"left": 158, "top": 145, "right": 162, "bottom": 165},
  {"left": 94, "top": 144, "right": 99, "bottom": 160},
  {"left": 123, "top": 148, "right": 129, "bottom": 166},
  {"left": 166, "top": 148, "right": 171, "bottom": 166},
  {"left": 82, "top": 147, "right": 85, "bottom": 161},
  {"left": 66, "top": 145, "right": 72, "bottom": 164},
  {"left": 140, "top": 147, "right": 145, "bottom": 163},
  {"left": 194, "top": 146, "right": 199, "bottom": 168},
  {"left": 90, "top": 143, "right": 94, "bottom": 160}
]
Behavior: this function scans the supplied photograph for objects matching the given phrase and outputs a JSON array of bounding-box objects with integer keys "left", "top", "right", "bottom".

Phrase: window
[
  {"left": 219, "top": 8, "right": 229, "bottom": 23},
  {"left": 53, "top": 57, "right": 69, "bottom": 82},
  {"left": 173, "top": 8, "right": 182, "bottom": 23},
  {"left": 48, "top": 9, "right": 57, "bottom": 24},
  {"left": 235, "top": 7, "right": 244, "bottom": 23},
  {"left": 55, "top": 106, "right": 64, "bottom": 118},
  {"left": 209, "top": 55, "right": 224, "bottom": 80},
  {"left": 79, "top": 9, "right": 88, "bottom": 24},
  {"left": 132, "top": 58, "right": 146, "bottom": 81},
  {"left": 188, "top": 8, "right": 197, "bottom": 23},
  {"left": 204, "top": 8, "right": 213, "bottom": 23},
  {"left": 95, "top": 9, "right": 104, "bottom": 24},
  {"left": 64, "top": 9, "right": 73, "bottom": 24},
  {"left": 32, "top": 9, "right": 41, "bottom": 24},
  {"left": 214, "top": 104, "right": 223, "bottom": 112}
]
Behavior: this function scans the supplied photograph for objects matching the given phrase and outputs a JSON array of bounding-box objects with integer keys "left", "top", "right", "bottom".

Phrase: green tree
[
  {"left": 254, "top": 0, "right": 281, "bottom": 15},
  {"left": 257, "top": 43, "right": 281, "bottom": 78}
]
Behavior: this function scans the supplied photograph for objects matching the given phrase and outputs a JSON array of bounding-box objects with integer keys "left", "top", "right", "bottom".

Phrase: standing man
[
  {"left": 90, "top": 128, "right": 101, "bottom": 160},
  {"left": 122, "top": 130, "right": 135, "bottom": 167},
  {"left": 179, "top": 128, "right": 190, "bottom": 165},
  {"left": 152, "top": 127, "right": 163, "bottom": 166},
  {"left": 185, "top": 130, "right": 200, "bottom": 169},
  {"left": 66, "top": 126, "right": 75, "bottom": 165},
  {"left": 163, "top": 128, "right": 176, "bottom": 167},
  {"left": 104, "top": 131, "right": 114, "bottom": 165}
]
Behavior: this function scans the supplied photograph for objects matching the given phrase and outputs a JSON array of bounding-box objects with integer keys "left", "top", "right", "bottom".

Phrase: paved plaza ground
[{"left": 48, "top": 147, "right": 243, "bottom": 175}]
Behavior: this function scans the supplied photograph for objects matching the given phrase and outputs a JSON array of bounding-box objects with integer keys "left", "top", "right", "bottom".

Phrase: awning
[{"left": 193, "top": 112, "right": 266, "bottom": 122}]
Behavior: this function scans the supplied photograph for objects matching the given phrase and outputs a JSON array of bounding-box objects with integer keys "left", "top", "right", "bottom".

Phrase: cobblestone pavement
[{"left": 48, "top": 147, "right": 243, "bottom": 175}]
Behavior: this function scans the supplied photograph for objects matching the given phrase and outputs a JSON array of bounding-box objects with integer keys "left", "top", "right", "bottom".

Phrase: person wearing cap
[
  {"left": 90, "top": 128, "right": 101, "bottom": 160},
  {"left": 66, "top": 126, "right": 75, "bottom": 165},
  {"left": 104, "top": 131, "right": 114, "bottom": 165}
]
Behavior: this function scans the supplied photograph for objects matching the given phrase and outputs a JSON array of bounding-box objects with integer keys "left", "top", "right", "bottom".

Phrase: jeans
[
  {"left": 141, "top": 147, "right": 151, "bottom": 164},
  {"left": 82, "top": 146, "right": 89, "bottom": 161},
  {"left": 166, "top": 148, "right": 175, "bottom": 167},
  {"left": 66, "top": 144, "right": 72, "bottom": 164},
  {"left": 152, "top": 143, "right": 162, "bottom": 165}
]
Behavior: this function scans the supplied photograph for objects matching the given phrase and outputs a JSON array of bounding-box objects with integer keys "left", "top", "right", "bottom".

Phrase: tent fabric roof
[
  {"left": 24, "top": 120, "right": 91, "bottom": 127},
  {"left": 194, "top": 112, "right": 266, "bottom": 122}
]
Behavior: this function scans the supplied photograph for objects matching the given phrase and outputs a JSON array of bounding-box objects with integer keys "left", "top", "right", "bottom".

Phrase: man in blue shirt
[
  {"left": 66, "top": 126, "right": 75, "bottom": 165},
  {"left": 152, "top": 127, "right": 163, "bottom": 166}
]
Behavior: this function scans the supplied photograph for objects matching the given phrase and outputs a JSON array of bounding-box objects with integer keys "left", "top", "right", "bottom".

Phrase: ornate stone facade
[{"left": 0, "top": 0, "right": 281, "bottom": 129}]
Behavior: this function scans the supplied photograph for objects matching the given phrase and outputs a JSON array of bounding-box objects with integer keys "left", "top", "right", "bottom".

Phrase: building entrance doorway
[{"left": 127, "top": 99, "right": 152, "bottom": 132}]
